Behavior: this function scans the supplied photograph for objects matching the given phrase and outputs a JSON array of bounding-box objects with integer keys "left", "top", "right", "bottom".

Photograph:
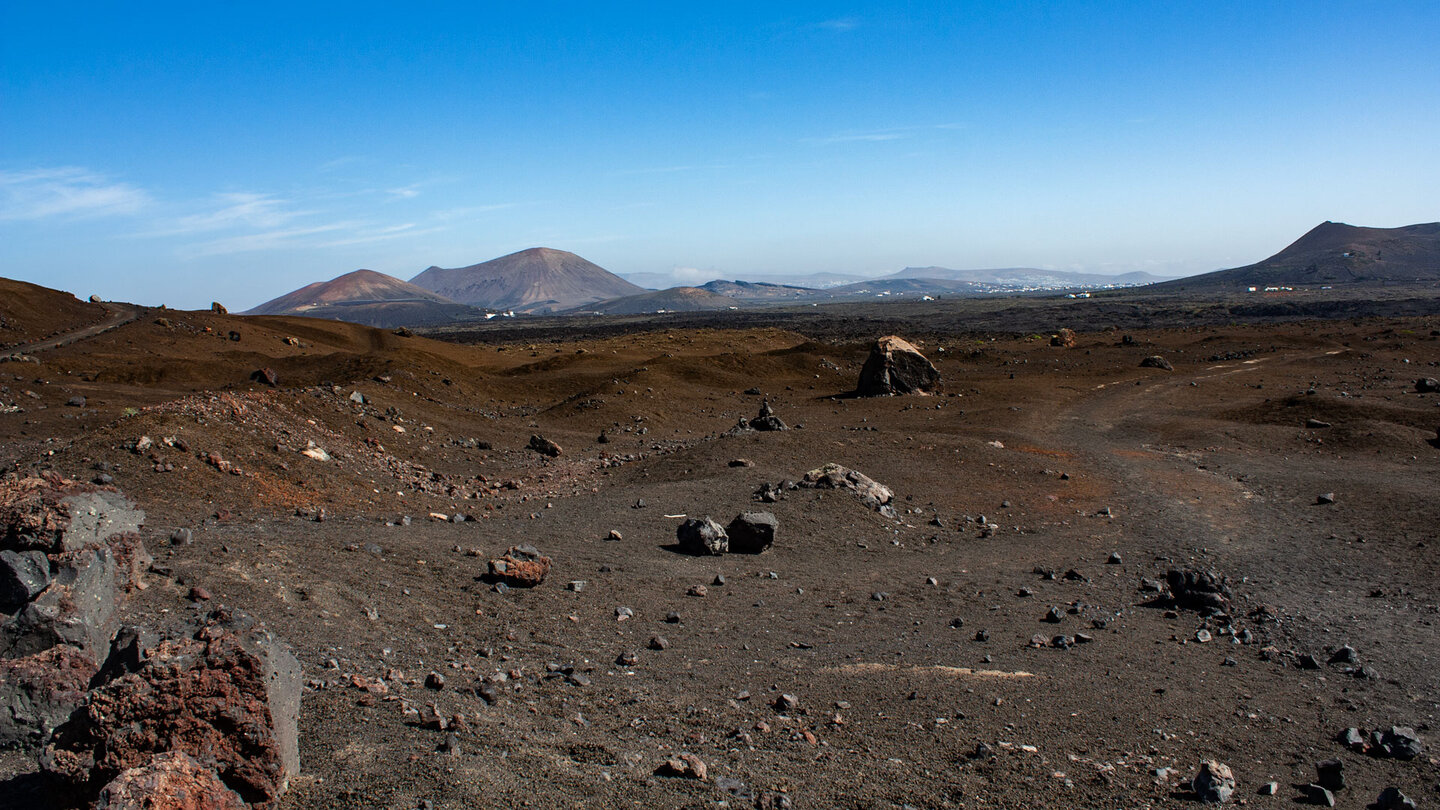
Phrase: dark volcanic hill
[
  {"left": 568, "top": 286, "right": 742, "bottom": 315},
  {"left": 699, "top": 279, "right": 820, "bottom": 302},
  {"left": 245, "top": 269, "right": 483, "bottom": 328},
  {"left": 1154, "top": 221, "right": 1440, "bottom": 291},
  {"left": 410, "top": 247, "right": 643, "bottom": 314}
]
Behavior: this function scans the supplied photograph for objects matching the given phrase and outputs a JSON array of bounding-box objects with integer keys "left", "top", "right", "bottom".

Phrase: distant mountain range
[
  {"left": 885, "top": 266, "right": 1171, "bottom": 287},
  {"left": 1150, "top": 221, "right": 1440, "bottom": 291},
  {"left": 410, "top": 248, "right": 642, "bottom": 314},
  {"left": 245, "top": 269, "right": 484, "bottom": 327},
  {"left": 242, "top": 221, "right": 1440, "bottom": 327}
]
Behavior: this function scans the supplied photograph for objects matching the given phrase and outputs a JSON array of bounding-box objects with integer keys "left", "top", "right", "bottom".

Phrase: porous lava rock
[
  {"left": 856, "top": 335, "right": 940, "bottom": 396},
  {"left": 0, "top": 473, "right": 144, "bottom": 555},
  {"left": 726, "top": 512, "right": 777, "bottom": 554},
  {"left": 94, "top": 750, "right": 247, "bottom": 810},
  {"left": 488, "top": 545, "right": 552, "bottom": 587},
  {"left": 1051, "top": 328, "right": 1076, "bottom": 348},
  {"left": 43, "top": 616, "right": 301, "bottom": 808}
]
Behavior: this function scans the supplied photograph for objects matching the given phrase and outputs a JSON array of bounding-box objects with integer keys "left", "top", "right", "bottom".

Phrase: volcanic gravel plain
[{"left": 1, "top": 285, "right": 1438, "bottom": 809}]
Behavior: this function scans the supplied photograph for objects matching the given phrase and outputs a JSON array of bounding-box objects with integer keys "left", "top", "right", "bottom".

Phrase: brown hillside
[{"left": 409, "top": 247, "right": 643, "bottom": 314}]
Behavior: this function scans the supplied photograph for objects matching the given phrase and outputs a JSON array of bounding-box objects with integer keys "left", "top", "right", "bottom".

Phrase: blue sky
[{"left": 2, "top": 2, "right": 1437, "bottom": 309}]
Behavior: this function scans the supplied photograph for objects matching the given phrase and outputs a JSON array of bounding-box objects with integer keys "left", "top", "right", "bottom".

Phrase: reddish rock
[
  {"left": 94, "top": 751, "right": 246, "bottom": 810},
  {"left": 250, "top": 368, "right": 278, "bottom": 387},
  {"left": 488, "top": 545, "right": 552, "bottom": 587},
  {"left": 0, "top": 644, "right": 97, "bottom": 747},
  {"left": 45, "top": 621, "right": 301, "bottom": 807},
  {"left": 1051, "top": 328, "right": 1077, "bottom": 348}
]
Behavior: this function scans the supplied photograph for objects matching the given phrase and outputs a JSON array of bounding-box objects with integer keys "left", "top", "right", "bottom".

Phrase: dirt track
[{"left": 2, "top": 294, "right": 1438, "bottom": 808}]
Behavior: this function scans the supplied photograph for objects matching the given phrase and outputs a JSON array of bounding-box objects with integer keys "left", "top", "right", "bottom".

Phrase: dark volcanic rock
[
  {"left": 0, "top": 644, "right": 97, "bottom": 748},
  {"left": 250, "top": 368, "right": 278, "bottom": 387},
  {"left": 488, "top": 545, "right": 553, "bottom": 587},
  {"left": 726, "top": 512, "right": 777, "bottom": 554},
  {"left": 0, "top": 548, "right": 50, "bottom": 607},
  {"left": 1165, "top": 569, "right": 1231, "bottom": 614},
  {"left": 1140, "top": 355, "right": 1174, "bottom": 370},
  {"left": 2, "top": 546, "right": 120, "bottom": 659},
  {"left": 677, "top": 517, "right": 728, "bottom": 555},
  {"left": 94, "top": 750, "right": 247, "bottom": 810},
  {"left": 856, "top": 335, "right": 940, "bottom": 396},
  {"left": 528, "top": 435, "right": 562, "bottom": 457},
  {"left": 1416, "top": 377, "right": 1439, "bottom": 393},
  {"left": 44, "top": 617, "right": 302, "bottom": 807}
]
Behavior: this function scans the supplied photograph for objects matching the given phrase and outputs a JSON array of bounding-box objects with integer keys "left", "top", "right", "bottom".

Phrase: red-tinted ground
[{"left": 2, "top": 284, "right": 1437, "bottom": 808}]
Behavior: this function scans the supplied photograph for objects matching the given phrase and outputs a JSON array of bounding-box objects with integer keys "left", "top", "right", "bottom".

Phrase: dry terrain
[{"left": 2, "top": 284, "right": 1438, "bottom": 808}]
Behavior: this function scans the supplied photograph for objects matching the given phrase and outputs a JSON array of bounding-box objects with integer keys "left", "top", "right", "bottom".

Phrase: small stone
[
  {"left": 1339, "top": 727, "right": 1366, "bottom": 752},
  {"left": 1192, "top": 760, "right": 1235, "bottom": 804},
  {"left": 974, "top": 629, "right": 989, "bottom": 642},
  {"left": 687, "top": 584, "right": 708, "bottom": 597},
  {"left": 1306, "top": 418, "right": 1332, "bottom": 428},
  {"left": 607, "top": 529, "right": 622, "bottom": 541},
  {"left": 1042, "top": 606, "right": 1064, "bottom": 623},
  {"left": 1327, "top": 645, "right": 1357, "bottom": 664},
  {"left": 567, "top": 580, "right": 586, "bottom": 592},
  {"left": 616, "top": 650, "right": 639, "bottom": 666},
  {"left": 425, "top": 672, "right": 445, "bottom": 690},
  {"left": 774, "top": 693, "right": 800, "bottom": 713},
  {"left": 438, "top": 733, "right": 460, "bottom": 755},
  {"left": 187, "top": 586, "right": 211, "bottom": 601},
  {"left": 1375, "top": 787, "right": 1417, "bottom": 810},
  {"left": 713, "top": 574, "right": 726, "bottom": 586},
  {"left": 1316, "top": 492, "right": 1335, "bottom": 505},
  {"left": 1258, "top": 782, "right": 1278, "bottom": 795},
  {"left": 527, "top": 435, "right": 562, "bottom": 457},
  {"left": 615, "top": 606, "right": 634, "bottom": 621},
  {"left": 1314, "top": 758, "right": 1344, "bottom": 791},
  {"left": 1377, "top": 726, "right": 1423, "bottom": 760},
  {"left": 1195, "top": 629, "right": 1213, "bottom": 643},
  {"left": 648, "top": 636, "right": 669, "bottom": 650},
  {"left": 871, "top": 592, "right": 888, "bottom": 601},
  {"left": 665, "top": 611, "right": 681, "bottom": 623},
  {"left": 1303, "top": 784, "right": 1334, "bottom": 807},
  {"left": 656, "top": 753, "right": 707, "bottom": 781}
]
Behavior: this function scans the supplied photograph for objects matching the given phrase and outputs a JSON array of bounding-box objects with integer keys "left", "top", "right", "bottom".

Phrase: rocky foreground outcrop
[{"left": 0, "top": 474, "right": 300, "bottom": 809}]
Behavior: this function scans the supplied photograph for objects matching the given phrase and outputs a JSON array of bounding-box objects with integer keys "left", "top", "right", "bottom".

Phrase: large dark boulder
[
  {"left": 856, "top": 336, "right": 940, "bottom": 396},
  {"left": 727, "top": 512, "right": 777, "bottom": 554}
]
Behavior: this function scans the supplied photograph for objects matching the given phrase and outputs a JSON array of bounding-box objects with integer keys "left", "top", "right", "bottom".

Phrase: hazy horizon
[{"left": 3, "top": 3, "right": 1437, "bottom": 310}]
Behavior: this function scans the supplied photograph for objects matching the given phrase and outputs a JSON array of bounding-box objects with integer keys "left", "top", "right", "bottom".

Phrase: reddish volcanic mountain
[
  {"left": 245, "top": 269, "right": 482, "bottom": 327},
  {"left": 409, "top": 247, "right": 643, "bottom": 314}
]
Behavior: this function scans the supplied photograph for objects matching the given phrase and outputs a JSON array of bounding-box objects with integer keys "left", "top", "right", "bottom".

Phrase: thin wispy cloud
[
  {"left": 149, "top": 192, "right": 305, "bottom": 236},
  {"left": 816, "top": 17, "right": 859, "bottom": 32},
  {"left": 805, "top": 132, "right": 908, "bottom": 145},
  {"left": 315, "top": 223, "right": 445, "bottom": 249},
  {"left": 0, "top": 167, "right": 150, "bottom": 221},
  {"left": 386, "top": 185, "right": 422, "bottom": 199},
  {"left": 179, "top": 223, "right": 352, "bottom": 258}
]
